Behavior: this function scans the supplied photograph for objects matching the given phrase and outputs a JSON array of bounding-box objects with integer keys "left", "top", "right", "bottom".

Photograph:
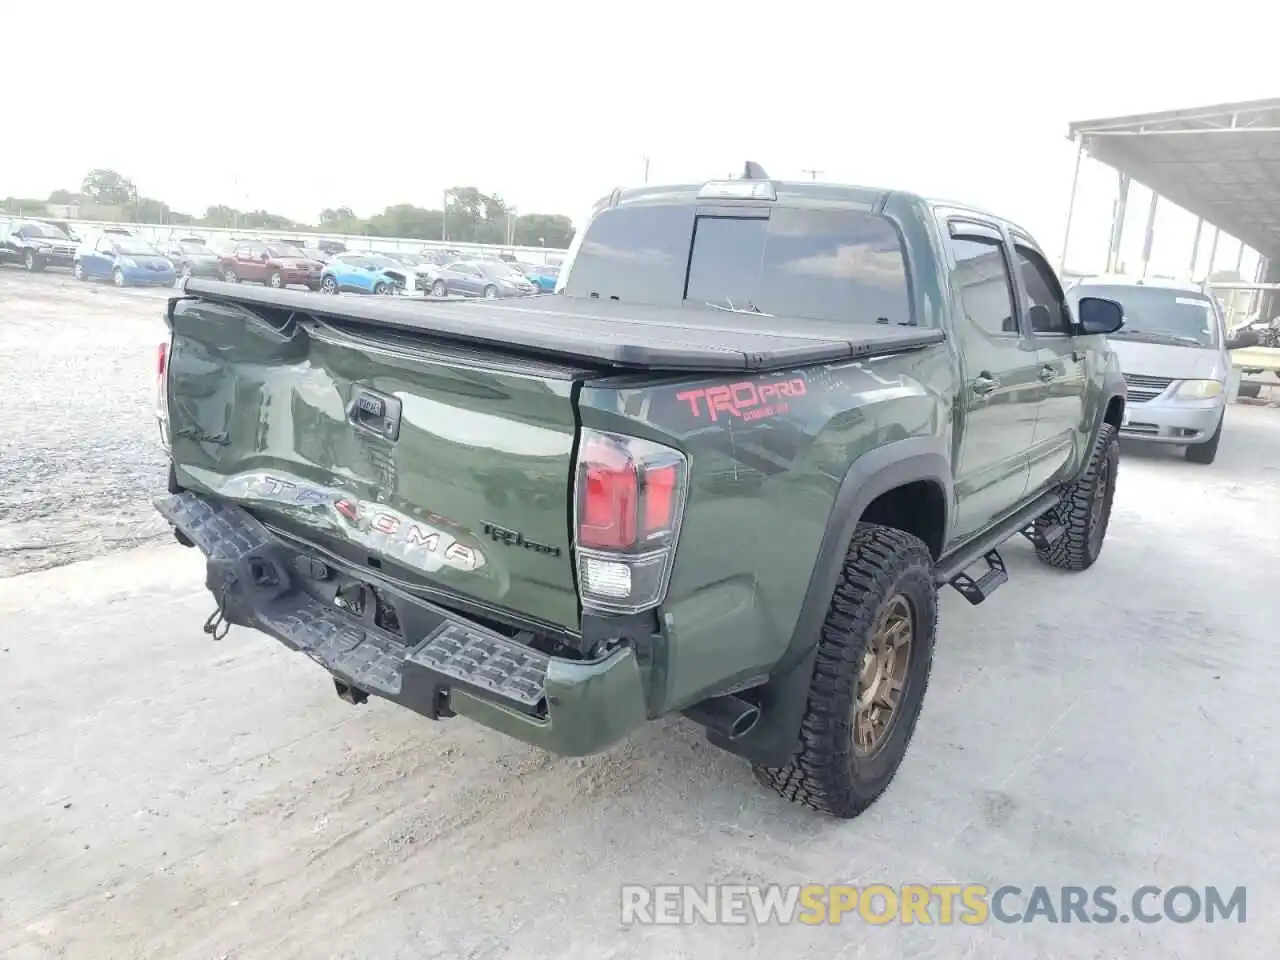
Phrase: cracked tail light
[{"left": 573, "top": 429, "right": 688, "bottom": 614}]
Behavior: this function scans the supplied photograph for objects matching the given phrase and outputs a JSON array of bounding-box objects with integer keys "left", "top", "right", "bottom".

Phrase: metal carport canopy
[{"left": 1068, "top": 98, "right": 1280, "bottom": 263}]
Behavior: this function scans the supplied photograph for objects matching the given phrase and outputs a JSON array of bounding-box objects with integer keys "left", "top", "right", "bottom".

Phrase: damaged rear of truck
[{"left": 155, "top": 173, "right": 1125, "bottom": 818}]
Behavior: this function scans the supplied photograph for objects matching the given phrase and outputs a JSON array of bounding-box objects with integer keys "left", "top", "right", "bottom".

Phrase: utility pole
[
  {"left": 800, "top": 168, "right": 824, "bottom": 181},
  {"left": 643, "top": 156, "right": 650, "bottom": 184},
  {"left": 441, "top": 189, "right": 449, "bottom": 242}
]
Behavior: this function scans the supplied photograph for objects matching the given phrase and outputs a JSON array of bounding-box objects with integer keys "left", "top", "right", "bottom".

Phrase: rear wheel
[
  {"left": 753, "top": 524, "right": 936, "bottom": 819},
  {"left": 1185, "top": 415, "right": 1223, "bottom": 464},
  {"left": 320, "top": 275, "right": 338, "bottom": 294},
  {"left": 1033, "top": 423, "right": 1118, "bottom": 571},
  {"left": 432, "top": 279, "right": 447, "bottom": 298},
  {"left": 483, "top": 284, "right": 499, "bottom": 299}
]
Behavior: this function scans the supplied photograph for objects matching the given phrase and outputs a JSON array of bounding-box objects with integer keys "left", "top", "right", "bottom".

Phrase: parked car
[
  {"left": 218, "top": 240, "right": 323, "bottom": 290},
  {"left": 154, "top": 171, "right": 1127, "bottom": 821},
  {"left": 74, "top": 234, "right": 176, "bottom": 287},
  {"left": 319, "top": 252, "right": 431, "bottom": 296},
  {"left": 0, "top": 217, "right": 78, "bottom": 271},
  {"left": 159, "top": 237, "right": 222, "bottom": 281},
  {"left": 1066, "top": 275, "right": 1232, "bottom": 464},
  {"left": 523, "top": 263, "right": 560, "bottom": 292},
  {"left": 429, "top": 258, "right": 537, "bottom": 298}
]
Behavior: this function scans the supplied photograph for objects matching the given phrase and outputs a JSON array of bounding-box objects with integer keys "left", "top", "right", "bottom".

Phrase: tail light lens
[
  {"left": 155, "top": 340, "right": 171, "bottom": 450},
  {"left": 573, "top": 429, "right": 688, "bottom": 614}
]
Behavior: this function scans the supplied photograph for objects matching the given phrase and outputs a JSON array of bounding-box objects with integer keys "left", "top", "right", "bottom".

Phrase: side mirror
[
  {"left": 1076, "top": 296, "right": 1125, "bottom": 335},
  {"left": 260, "top": 253, "right": 270, "bottom": 262},
  {"left": 1027, "top": 304, "right": 1053, "bottom": 333},
  {"left": 1226, "top": 328, "right": 1260, "bottom": 350}
]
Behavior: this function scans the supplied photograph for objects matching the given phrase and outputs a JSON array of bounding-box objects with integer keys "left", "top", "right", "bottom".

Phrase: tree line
[{"left": 2, "top": 168, "right": 576, "bottom": 249}]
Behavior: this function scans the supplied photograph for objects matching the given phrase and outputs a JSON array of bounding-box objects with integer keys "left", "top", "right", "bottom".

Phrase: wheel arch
[{"left": 708, "top": 436, "right": 952, "bottom": 766}]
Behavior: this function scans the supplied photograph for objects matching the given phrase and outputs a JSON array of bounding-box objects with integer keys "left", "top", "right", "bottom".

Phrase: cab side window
[
  {"left": 96, "top": 236, "right": 116, "bottom": 254},
  {"left": 946, "top": 234, "right": 1020, "bottom": 337},
  {"left": 1015, "top": 244, "right": 1069, "bottom": 335}
]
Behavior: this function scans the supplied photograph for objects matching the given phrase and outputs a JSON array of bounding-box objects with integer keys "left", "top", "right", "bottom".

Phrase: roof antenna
[{"left": 741, "top": 161, "right": 769, "bottom": 180}]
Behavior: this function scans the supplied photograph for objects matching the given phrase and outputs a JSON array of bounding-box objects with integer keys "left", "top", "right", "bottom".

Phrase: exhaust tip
[{"left": 728, "top": 704, "right": 761, "bottom": 740}]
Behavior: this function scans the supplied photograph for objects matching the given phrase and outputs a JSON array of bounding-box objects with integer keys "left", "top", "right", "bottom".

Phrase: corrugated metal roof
[{"left": 1068, "top": 98, "right": 1280, "bottom": 261}]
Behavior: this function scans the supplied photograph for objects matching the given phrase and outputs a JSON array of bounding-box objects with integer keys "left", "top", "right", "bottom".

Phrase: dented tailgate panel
[{"left": 165, "top": 297, "right": 583, "bottom": 631}]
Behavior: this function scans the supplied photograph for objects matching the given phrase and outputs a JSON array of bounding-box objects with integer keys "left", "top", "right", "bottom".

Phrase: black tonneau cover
[{"left": 178, "top": 278, "right": 945, "bottom": 373}]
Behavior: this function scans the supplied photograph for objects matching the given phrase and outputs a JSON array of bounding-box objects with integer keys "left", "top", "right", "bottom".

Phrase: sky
[{"left": 6, "top": 1, "right": 1278, "bottom": 277}]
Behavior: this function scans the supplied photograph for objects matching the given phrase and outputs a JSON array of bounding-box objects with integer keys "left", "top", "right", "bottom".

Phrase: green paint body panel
[{"left": 161, "top": 183, "right": 1126, "bottom": 762}]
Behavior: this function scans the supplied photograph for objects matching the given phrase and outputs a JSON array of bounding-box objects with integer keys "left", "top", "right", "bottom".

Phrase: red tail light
[
  {"left": 574, "top": 430, "right": 688, "bottom": 614},
  {"left": 157, "top": 341, "right": 168, "bottom": 378}
]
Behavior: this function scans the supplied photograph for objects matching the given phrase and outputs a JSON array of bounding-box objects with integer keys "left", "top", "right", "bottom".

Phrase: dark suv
[{"left": 0, "top": 218, "right": 78, "bottom": 271}]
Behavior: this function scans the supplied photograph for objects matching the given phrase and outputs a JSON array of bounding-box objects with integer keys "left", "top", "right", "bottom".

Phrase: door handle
[
  {"left": 971, "top": 374, "right": 1001, "bottom": 396},
  {"left": 1038, "top": 365, "right": 1056, "bottom": 382}
]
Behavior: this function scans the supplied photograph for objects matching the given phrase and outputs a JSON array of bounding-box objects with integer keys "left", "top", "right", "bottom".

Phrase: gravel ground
[
  {"left": 0, "top": 268, "right": 173, "bottom": 577},
  {"left": 2, "top": 270, "right": 1279, "bottom": 958}
]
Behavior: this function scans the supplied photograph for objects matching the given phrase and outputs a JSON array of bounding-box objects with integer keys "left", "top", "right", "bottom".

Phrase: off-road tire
[
  {"left": 1033, "top": 423, "right": 1118, "bottom": 571},
  {"left": 1185, "top": 415, "right": 1223, "bottom": 464},
  {"left": 753, "top": 524, "right": 936, "bottom": 819}
]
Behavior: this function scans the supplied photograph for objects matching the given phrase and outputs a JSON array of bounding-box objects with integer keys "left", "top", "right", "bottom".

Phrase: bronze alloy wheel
[
  {"left": 1087, "top": 450, "right": 1111, "bottom": 551},
  {"left": 852, "top": 595, "right": 913, "bottom": 757}
]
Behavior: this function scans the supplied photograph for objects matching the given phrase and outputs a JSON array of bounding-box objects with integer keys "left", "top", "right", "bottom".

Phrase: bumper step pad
[{"left": 154, "top": 492, "right": 550, "bottom": 716}]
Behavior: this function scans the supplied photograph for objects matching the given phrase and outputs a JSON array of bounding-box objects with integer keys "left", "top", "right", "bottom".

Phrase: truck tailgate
[{"left": 165, "top": 293, "right": 586, "bottom": 632}]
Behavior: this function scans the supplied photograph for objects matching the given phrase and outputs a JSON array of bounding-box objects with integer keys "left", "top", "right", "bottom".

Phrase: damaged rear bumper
[{"left": 155, "top": 492, "right": 649, "bottom": 756}]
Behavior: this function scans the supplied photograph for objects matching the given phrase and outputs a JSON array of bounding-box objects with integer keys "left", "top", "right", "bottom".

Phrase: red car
[{"left": 218, "top": 240, "right": 323, "bottom": 290}]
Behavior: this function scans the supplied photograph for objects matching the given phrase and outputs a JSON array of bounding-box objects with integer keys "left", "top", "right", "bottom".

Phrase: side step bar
[{"left": 935, "top": 490, "right": 1062, "bottom": 605}]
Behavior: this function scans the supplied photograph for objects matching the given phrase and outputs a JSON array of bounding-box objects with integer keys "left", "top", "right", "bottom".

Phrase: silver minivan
[{"left": 1067, "top": 275, "right": 1229, "bottom": 464}]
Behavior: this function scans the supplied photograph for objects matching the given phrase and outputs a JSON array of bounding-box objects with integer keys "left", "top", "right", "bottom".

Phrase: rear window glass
[{"left": 563, "top": 204, "right": 911, "bottom": 325}]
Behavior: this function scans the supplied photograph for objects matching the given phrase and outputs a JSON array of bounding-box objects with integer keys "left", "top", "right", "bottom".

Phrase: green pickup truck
[{"left": 154, "top": 169, "right": 1128, "bottom": 819}]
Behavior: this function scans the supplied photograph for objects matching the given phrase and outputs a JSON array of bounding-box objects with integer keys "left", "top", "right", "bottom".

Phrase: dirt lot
[{"left": 2, "top": 269, "right": 1279, "bottom": 959}]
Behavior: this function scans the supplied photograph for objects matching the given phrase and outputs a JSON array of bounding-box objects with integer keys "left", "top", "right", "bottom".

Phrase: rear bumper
[
  {"left": 154, "top": 491, "right": 649, "bottom": 756},
  {"left": 1120, "top": 396, "right": 1224, "bottom": 444},
  {"left": 122, "top": 267, "right": 176, "bottom": 285}
]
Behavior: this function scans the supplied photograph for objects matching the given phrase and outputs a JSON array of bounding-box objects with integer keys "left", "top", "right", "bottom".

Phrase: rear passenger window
[
  {"left": 947, "top": 236, "right": 1019, "bottom": 336},
  {"left": 1015, "top": 245, "right": 1069, "bottom": 334}
]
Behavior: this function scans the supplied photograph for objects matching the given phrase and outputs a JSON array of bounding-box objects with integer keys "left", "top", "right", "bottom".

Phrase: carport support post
[
  {"left": 1189, "top": 217, "right": 1203, "bottom": 278},
  {"left": 1106, "top": 172, "right": 1130, "bottom": 273},
  {"left": 1206, "top": 227, "right": 1221, "bottom": 280},
  {"left": 1139, "top": 191, "right": 1159, "bottom": 280},
  {"left": 1059, "top": 137, "right": 1084, "bottom": 271},
  {"left": 1233, "top": 242, "right": 1246, "bottom": 276}
]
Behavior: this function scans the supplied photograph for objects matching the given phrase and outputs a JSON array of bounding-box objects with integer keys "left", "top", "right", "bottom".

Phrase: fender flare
[{"left": 710, "top": 435, "right": 952, "bottom": 766}]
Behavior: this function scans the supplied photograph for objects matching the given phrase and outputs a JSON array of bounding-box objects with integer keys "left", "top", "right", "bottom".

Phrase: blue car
[
  {"left": 523, "top": 263, "right": 560, "bottom": 292},
  {"left": 320, "top": 253, "right": 415, "bottom": 295},
  {"left": 74, "top": 234, "right": 176, "bottom": 287}
]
